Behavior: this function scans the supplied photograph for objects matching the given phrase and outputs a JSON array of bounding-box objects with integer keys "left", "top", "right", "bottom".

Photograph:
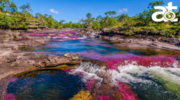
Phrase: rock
[
  {"left": 102, "top": 36, "right": 109, "bottom": 40},
  {"left": 22, "top": 34, "right": 30, "bottom": 39},
  {"left": 12, "top": 31, "right": 20, "bottom": 36},
  {"left": 111, "top": 28, "right": 125, "bottom": 34},
  {"left": 0, "top": 63, "right": 13, "bottom": 74},
  {"left": 64, "top": 53, "right": 81, "bottom": 61},
  {"left": 20, "top": 34, "right": 31, "bottom": 39},
  {"left": 46, "top": 55, "right": 70, "bottom": 66},
  {"left": 33, "top": 58, "right": 48, "bottom": 67},
  {"left": 66, "top": 33, "right": 74, "bottom": 37},
  {"left": 48, "top": 55, "right": 59, "bottom": 63},
  {"left": 151, "top": 42, "right": 180, "bottom": 50},
  {"left": 27, "top": 29, "right": 37, "bottom": 33},
  {"left": 82, "top": 59, "right": 107, "bottom": 67},
  {"left": 91, "top": 81, "right": 122, "bottom": 100},
  {"left": 102, "top": 73, "right": 113, "bottom": 84},
  {"left": 0, "top": 56, "right": 4, "bottom": 62},
  {"left": 109, "top": 36, "right": 120, "bottom": 43},
  {"left": 37, "top": 29, "right": 42, "bottom": 31},
  {"left": 2, "top": 38, "right": 10, "bottom": 42},
  {"left": 102, "top": 28, "right": 110, "bottom": 33},
  {"left": 166, "top": 38, "right": 180, "bottom": 45},
  {"left": 56, "top": 57, "right": 70, "bottom": 64}
]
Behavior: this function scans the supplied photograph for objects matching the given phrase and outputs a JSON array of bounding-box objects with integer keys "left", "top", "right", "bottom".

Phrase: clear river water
[{"left": 3, "top": 31, "right": 180, "bottom": 100}]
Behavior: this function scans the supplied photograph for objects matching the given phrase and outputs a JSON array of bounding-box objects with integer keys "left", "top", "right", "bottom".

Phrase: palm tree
[
  {"left": 86, "top": 13, "right": 92, "bottom": 19},
  {"left": 86, "top": 13, "right": 93, "bottom": 28}
]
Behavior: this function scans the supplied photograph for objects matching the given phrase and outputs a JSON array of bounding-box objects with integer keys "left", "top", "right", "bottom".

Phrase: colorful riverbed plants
[
  {"left": 78, "top": 52, "right": 179, "bottom": 69},
  {"left": 2, "top": 59, "right": 180, "bottom": 100}
]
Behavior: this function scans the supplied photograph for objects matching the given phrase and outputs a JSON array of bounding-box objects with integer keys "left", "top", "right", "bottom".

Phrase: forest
[{"left": 1, "top": 0, "right": 180, "bottom": 37}]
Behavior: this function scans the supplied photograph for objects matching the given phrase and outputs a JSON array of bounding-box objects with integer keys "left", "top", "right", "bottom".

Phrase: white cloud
[
  {"left": 118, "top": 8, "right": 128, "bottom": 13},
  {"left": 49, "top": 9, "right": 59, "bottom": 14}
]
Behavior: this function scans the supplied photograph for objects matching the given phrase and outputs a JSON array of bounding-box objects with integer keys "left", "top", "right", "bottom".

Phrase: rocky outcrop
[
  {"left": 78, "top": 28, "right": 101, "bottom": 37},
  {"left": 98, "top": 31, "right": 180, "bottom": 51},
  {"left": 102, "top": 28, "right": 125, "bottom": 35},
  {"left": 0, "top": 29, "right": 83, "bottom": 81},
  {"left": 0, "top": 30, "right": 51, "bottom": 52},
  {"left": 113, "top": 39, "right": 180, "bottom": 51},
  {"left": 64, "top": 53, "right": 81, "bottom": 61},
  {"left": 0, "top": 51, "right": 82, "bottom": 79}
]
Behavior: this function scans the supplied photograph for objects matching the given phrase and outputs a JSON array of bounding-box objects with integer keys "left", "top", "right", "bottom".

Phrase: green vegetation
[
  {"left": 13, "top": 34, "right": 17, "bottom": 39},
  {"left": 78, "top": 0, "right": 180, "bottom": 37},
  {"left": 0, "top": 0, "right": 180, "bottom": 37}
]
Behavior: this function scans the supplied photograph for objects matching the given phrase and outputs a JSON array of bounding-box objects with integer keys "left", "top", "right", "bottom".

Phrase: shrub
[{"left": 13, "top": 34, "right": 18, "bottom": 39}]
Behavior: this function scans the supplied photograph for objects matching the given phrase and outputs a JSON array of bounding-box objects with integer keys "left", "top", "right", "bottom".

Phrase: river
[{"left": 4, "top": 31, "right": 180, "bottom": 100}]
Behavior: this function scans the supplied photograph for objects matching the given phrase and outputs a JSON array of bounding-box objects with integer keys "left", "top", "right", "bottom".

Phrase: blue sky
[{"left": 10, "top": 0, "right": 180, "bottom": 23}]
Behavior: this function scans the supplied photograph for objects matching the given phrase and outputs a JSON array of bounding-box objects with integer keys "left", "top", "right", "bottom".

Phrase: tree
[
  {"left": 35, "top": 13, "right": 41, "bottom": 18},
  {"left": 96, "top": 15, "right": 103, "bottom": 22},
  {"left": 46, "top": 17, "right": 55, "bottom": 28},
  {"left": 92, "top": 21, "right": 101, "bottom": 30},
  {"left": 148, "top": 0, "right": 164, "bottom": 9},
  {"left": 0, "top": 0, "right": 9, "bottom": 12},
  {"left": 138, "top": 0, "right": 164, "bottom": 25},
  {"left": 35, "top": 13, "right": 47, "bottom": 27},
  {"left": 105, "top": 11, "right": 116, "bottom": 17},
  {"left": 69, "top": 21, "right": 73, "bottom": 28},
  {"left": 79, "top": 18, "right": 85, "bottom": 24},
  {"left": 108, "top": 18, "right": 118, "bottom": 26},
  {"left": 86, "top": 13, "right": 93, "bottom": 27},
  {"left": 44, "top": 14, "right": 49, "bottom": 18},
  {"left": 75, "top": 23, "right": 82, "bottom": 28},
  {"left": 0, "top": 13, "right": 14, "bottom": 28},
  {"left": 117, "top": 14, "right": 129, "bottom": 21},
  {"left": 49, "top": 15, "right": 52, "bottom": 18},
  {"left": 20, "top": 3, "right": 32, "bottom": 17},
  {"left": 86, "top": 13, "right": 92, "bottom": 19},
  {"left": 59, "top": 20, "right": 65, "bottom": 24},
  {"left": 8, "top": 2, "right": 17, "bottom": 13}
]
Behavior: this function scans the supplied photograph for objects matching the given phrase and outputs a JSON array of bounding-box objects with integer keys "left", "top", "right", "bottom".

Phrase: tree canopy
[{"left": 0, "top": 0, "right": 180, "bottom": 37}]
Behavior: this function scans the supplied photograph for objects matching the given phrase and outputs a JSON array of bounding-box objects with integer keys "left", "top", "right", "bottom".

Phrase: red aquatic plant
[
  {"left": 117, "top": 82, "right": 139, "bottom": 100},
  {"left": 106, "top": 56, "right": 177, "bottom": 69},
  {"left": 63, "top": 68, "right": 72, "bottom": 72},
  {"left": 4, "top": 93, "right": 16, "bottom": 100},
  {"left": 78, "top": 52, "right": 178, "bottom": 69},
  {"left": 85, "top": 79, "right": 94, "bottom": 90},
  {"left": 97, "top": 96, "right": 114, "bottom": 100},
  {"left": 10, "top": 77, "right": 18, "bottom": 83}
]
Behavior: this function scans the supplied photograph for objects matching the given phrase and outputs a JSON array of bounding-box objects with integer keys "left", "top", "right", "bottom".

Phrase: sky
[{"left": 10, "top": 0, "right": 180, "bottom": 23}]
